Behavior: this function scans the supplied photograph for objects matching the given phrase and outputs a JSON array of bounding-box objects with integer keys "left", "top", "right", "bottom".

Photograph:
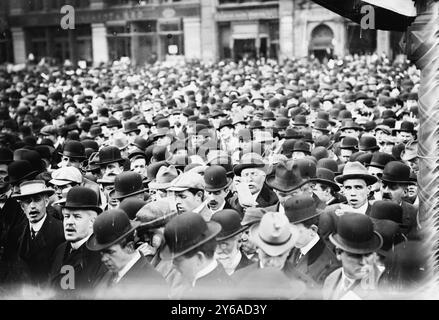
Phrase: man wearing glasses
[
  {"left": 323, "top": 213, "right": 383, "bottom": 300},
  {"left": 13, "top": 180, "right": 65, "bottom": 287}
]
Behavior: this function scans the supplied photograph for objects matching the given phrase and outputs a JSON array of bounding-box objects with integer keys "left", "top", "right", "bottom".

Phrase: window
[
  {"left": 159, "top": 21, "right": 181, "bottom": 32},
  {"left": 28, "top": 0, "right": 45, "bottom": 11}
]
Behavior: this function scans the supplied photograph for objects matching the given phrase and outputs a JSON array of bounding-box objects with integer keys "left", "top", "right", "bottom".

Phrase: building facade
[{"left": 3, "top": 0, "right": 405, "bottom": 65}]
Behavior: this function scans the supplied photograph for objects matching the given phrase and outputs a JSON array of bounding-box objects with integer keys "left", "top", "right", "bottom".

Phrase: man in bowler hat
[{"left": 49, "top": 187, "right": 107, "bottom": 298}]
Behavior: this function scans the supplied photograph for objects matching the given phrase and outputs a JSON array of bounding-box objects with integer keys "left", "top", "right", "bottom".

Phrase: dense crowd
[{"left": 0, "top": 54, "right": 430, "bottom": 299}]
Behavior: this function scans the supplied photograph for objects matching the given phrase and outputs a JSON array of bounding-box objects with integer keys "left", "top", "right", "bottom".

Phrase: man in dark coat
[
  {"left": 49, "top": 187, "right": 107, "bottom": 298},
  {"left": 87, "top": 209, "right": 168, "bottom": 299},
  {"left": 13, "top": 180, "right": 65, "bottom": 287},
  {"left": 284, "top": 195, "right": 340, "bottom": 296},
  {"left": 161, "top": 212, "right": 233, "bottom": 299}
]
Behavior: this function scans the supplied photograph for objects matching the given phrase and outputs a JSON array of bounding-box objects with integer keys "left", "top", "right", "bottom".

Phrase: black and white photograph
[{"left": 0, "top": 0, "right": 435, "bottom": 302}]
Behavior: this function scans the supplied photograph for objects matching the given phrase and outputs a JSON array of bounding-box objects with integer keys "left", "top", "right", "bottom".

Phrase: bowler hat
[
  {"left": 329, "top": 213, "right": 383, "bottom": 254},
  {"left": 87, "top": 209, "right": 140, "bottom": 251},
  {"left": 119, "top": 198, "right": 147, "bottom": 220},
  {"left": 131, "top": 137, "right": 149, "bottom": 151},
  {"left": 60, "top": 140, "right": 86, "bottom": 159},
  {"left": 358, "top": 136, "right": 380, "bottom": 152},
  {"left": 0, "top": 147, "right": 13, "bottom": 164},
  {"left": 249, "top": 212, "right": 297, "bottom": 256},
  {"left": 339, "top": 136, "right": 358, "bottom": 150},
  {"left": 370, "top": 200, "right": 403, "bottom": 225},
  {"left": 5, "top": 160, "right": 39, "bottom": 185},
  {"left": 262, "top": 111, "right": 275, "bottom": 121},
  {"left": 380, "top": 161, "right": 411, "bottom": 184},
  {"left": 367, "top": 152, "right": 395, "bottom": 169},
  {"left": 373, "top": 219, "right": 405, "bottom": 256},
  {"left": 203, "top": 165, "right": 232, "bottom": 192},
  {"left": 284, "top": 195, "right": 320, "bottom": 224},
  {"left": 266, "top": 161, "right": 306, "bottom": 192},
  {"left": 311, "top": 146, "right": 329, "bottom": 161},
  {"left": 81, "top": 139, "right": 99, "bottom": 152},
  {"left": 248, "top": 120, "right": 264, "bottom": 130},
  {"left": 107, "top": 117, "right": 122, "bottom": 129},
  {"left": 314, "top": 135, "right": 334, "bottom": 149},
  {"left": 12, "top": 180, "right": 55, "bottom": 199},
  {"left": 295, "top": 157, "right": 317, "bottom": 180},
  {"left": 123, "top": 121, "right": 140, "bottom": 134},
  {"left": 161, "top": 212, "right": 222, "bottom": 260},
  {"left": 335, "top": 161, "right": 377, "bottom": 185},
  {"left": 62, "top": 186, "right": 102, "bottom": 214},
  {"left": 233, "top": 153, "right": 267, "bottom": 176},
  {"left": 312, "top": 167, "right": 340, "bottom": 191},
  {"left": 284, "top": 128, "right": 303, "bottom": 139},
  {"left": 211, "top": 209, "right": 247, "bottom": 241},
  {"left": 313, "top": 119, "right": 330, "bottom": 133},
  {"left": 292, "top": 141, "right": 311, "bottom": 154},
  {"left": 96, "top": 146, "right": 125, "bottom": 165},
  {"left": 317, "top": 158, "right": 340, "bottom": 175},
  {"left": 275, "top": 117, "right": 290, "bottom": 130},
  {"left": 109, "top": 171, "right": 147, "bottom": 200},
  {"left": 293, "top": 115, "right": 308, "bottom": 127},
  {"left": 340, "top": 119, "right": 362, "bottom": 132}
]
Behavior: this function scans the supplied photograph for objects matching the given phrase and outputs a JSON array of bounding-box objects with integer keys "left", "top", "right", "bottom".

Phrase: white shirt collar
[
  {"left": 114, "top": 250, "right": 142, "bottom": 284},
  {"left": 192, "top": 259, "right": 218, "bottom": 287},
  {"left": 70, "top": 233, "right": 92, "bottom": 250},
  {"left": 278, "top": 204, "right": 285, "bottom": 214},
  {"left": 340, "top": 268, "right": 357, "bottom": 289},
  {"left": 300, "top": 234, "right": 320, "bottom": 256},
  {"left": 209, "top": 200, "right": 226, "bottom": 215},
  {"left": 30, "top": 213, "right": 47, "bottom": 233}
]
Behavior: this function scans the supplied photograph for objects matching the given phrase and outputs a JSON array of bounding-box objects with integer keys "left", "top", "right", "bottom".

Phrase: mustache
[{"left": 382, "top": 193, "right": 392, "bottom": 200}]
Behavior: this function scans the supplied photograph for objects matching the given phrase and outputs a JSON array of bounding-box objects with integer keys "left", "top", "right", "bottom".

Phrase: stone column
[
  {"left": 183, "top": 17, "right": 201, "bottom": 60},
  {"left": 376, "top": 30, "right": 391, "bottom": 57},
  {"left": 91, "top": 23, "right": 109, "bottom": 65},
  {"left": 279, "top": 0, "right": 294, "bottom": 62},
  {"left": 200, "top": 0, "right": 217, "bottom": 62},
  {"left": 11, "top": 27, "right": 27, "bottom": 64}
]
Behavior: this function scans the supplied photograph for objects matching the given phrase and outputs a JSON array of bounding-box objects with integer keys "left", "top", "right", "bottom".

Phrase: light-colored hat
[
  {"left": 49, "top": 167, "right": 83, "bottom": 186},
  {"left": 250, "top": 212, "right": 297, "bottom": 256},
  {"left": 334, "top": 161, "right": 377, "bottom": 186},
  {"left": 167, "top": 170, "right": 204, "bottom": 192},
  {"left": 400, "top": 140, "right": 418, "bottom": 161},
  {"left": 148, "top": 165, "right": 179, "bottom": 190},
  {"left": 12, "top": 180, "right": 55, "bottom": 199}
]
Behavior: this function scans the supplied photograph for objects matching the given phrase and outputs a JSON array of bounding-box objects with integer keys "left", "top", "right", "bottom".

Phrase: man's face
[
  {"left": 62, "top": 208, "right": 96, "bottom": 243},
  {"left": 338, "top": 250, "right": 371, "bottom": 280},
  {"left": 60, "top": 156, "right": 82, "bottom": 169},
  {"left": 342, "top": 129, "right": 359, "bottom": 139},
  {"left": 241, "top": 168, "right": 266, "bottom": 195},
  {"left": 206, "top": 188, "right": 228, "bottom": 211},
  {"left": 294, "top": 223, "right": 315, "bottom": 248},
  {"left": 219, "top": 127, "right": 233, "bottom": 140},
  {"left": 257, "top": 248, "right": 289, "bottom": 270},
  {"left": 381, "top": 181, "right": 406, "bottom": 204},
  {"left": 407, "top": 157, "right": 419, "bottom": 174},
  {"left": 130, "top": 158, "right": 147, "bottom": 177},
  {"left": 312, "top": 129, "right": 324, "bottom": 140},
  {"left": 292, "top": 151, "right": 306, "bottom": 161},
  {"left": 19, "top": 194, "right": 49, "bottom": 224},
  {"left": 397, "top": 132, "right": 414, "bottom": 144},
  {"left": 100, "top": 243, "right": 131, "bottom": 273},
  {"left": 239, "top": 229, "right": 257, "bottom": 256},
  {"left": 174, "top": 190, "right": 203, "bottom": 214},
  {"left": 368, "top": 166, "right": 383, "bottom": 192},
  {"left": 339, "top": 149, "right": 353, "bottom": 163},
  {"left": 312, "top": 183, "right": 331, "bottom": 203},
  {"left": 157, "top": 136, "right": 172, "bottom": 147},
  {"left": 343, "top": 179, "right": 369, "bottom": 209},
  {"left": 274, "top": 189, "right": 296, "bottom": 206},
  {"left": 215, "top": 235, "right": 240, "bottom": 260},
  {"left": 191, "top": 135, "right": 206, "bottom": 148},
  {"left": 102, "top": 162, "right": 123, "bottom": 178},
  {"left": 0, "top": 164, "right": 8, "bottom": 181},
  {"left": 126, "top": 132, "right": 137, "bottom": 144}
]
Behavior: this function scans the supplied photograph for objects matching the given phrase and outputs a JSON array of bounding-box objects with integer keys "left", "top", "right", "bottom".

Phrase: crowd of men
[{"left": 0, "top": 54, "right": 431, "bottom": 299}]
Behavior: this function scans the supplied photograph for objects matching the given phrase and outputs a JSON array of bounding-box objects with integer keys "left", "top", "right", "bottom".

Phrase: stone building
[{"left": 2, "top": 0, "right": 405, "bottom": 65}]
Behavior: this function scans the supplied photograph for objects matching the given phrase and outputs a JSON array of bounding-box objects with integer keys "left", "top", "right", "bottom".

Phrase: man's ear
[
  {"left": 196, "top": 190, "right": 204, "bottom": 201},
  {"left": 310, "top": 224, "right": 318, "bottom": 234}
]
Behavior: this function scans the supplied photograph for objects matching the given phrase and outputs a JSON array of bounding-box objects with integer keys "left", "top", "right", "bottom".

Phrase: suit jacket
[
  {"left": 94, "top": 254, "right": 168, "bottom": 299},
  {"left": 229, "top": 183, "right": 279, "bottom": 217},
  {"left": 323, "top": 267, "right": 378, "bottom": 300},
  {"left": 287, "top": 238, "right": 341, "bottom": 294},
  {"left": 235, "top": 252, "right": 253, "bottom": 272},
  {"left": 0, "top": 198, "right": 27, "bottom": 262},
  {"left": 185, "top": 262, "right": 234, "bottom": 299},
  {"left": 16, "top": 213, "right": 65, "bottom": 287},
  {"left": 400, "top": 200, "right": 418, "bottom": 238},
  {"left": 49, "top": 240, "right": 108, "bottom": 299}
]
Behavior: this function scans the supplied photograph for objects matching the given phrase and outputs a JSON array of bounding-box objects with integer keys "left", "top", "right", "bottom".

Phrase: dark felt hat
[
  {"left": 211, "top": 209, "right": 247, "bottom": 241},
  {"left": 96, "top": 146, "right": 125, "bottom": 165},
  {"left": 62, "top": 186, "right": 102, "bottom": 214},
  {"left": 203, "top": 165, "right": 232, "bottom": 192},
  {"left": 266, "top": 161, "right": 306, "bottom": 192},
  {"left": 60, "top": 140, "right": 86, "bottom": 159},
  {"left": 109, "top": 171, "right": 147, "bottom": 200},
  {"left": 312, "top": 167, "right": 340, "bottom": 191},
  {"left": 284, "top": 194, "right": 320, "bottom": 224},
  {"left": 380, "top": 161, "right": 411, "bottom": 184}
]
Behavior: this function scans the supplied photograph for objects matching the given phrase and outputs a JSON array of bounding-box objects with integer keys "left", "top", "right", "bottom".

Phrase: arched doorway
[{"left": 309, "top": 24, "right": 334, "bottom": 62}]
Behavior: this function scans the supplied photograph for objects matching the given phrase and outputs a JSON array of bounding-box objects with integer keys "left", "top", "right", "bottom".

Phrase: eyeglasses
[{"left": 20, "top": 194, "right": 44, "bottom": 205}]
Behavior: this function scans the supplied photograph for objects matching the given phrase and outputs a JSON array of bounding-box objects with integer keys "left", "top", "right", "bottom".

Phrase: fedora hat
[
  {"left": 62, "top": 186, "right": 102, "bottom": 214},
  {"left": 211, "top": 209, "right": 247, "bottom": 241},
  {"left": 380, "top": 161, "right": 411, "bottom": 184},
  {"left": 5, "top": 160, "right": 39, "bottom": 185},
  {"left": 284, "top": 195, "right": 320, "bottom": 224},
  {"left": 59, "top": 140, "right": 86, "bottom": 159},
  {"left": 96, "top": 146, "right": 125, "bottom": 165},
  {"left": 312, "top": 167, "right": 340, "bottom": 191},
  {"left": 12, "top": 180, "right": 55, "bottom": 199},
  {"left": 249, "top": 212, "right": 297, "bottom": 256},
  {"left": 266, "top": 161, "right": 306, "bottom": 192},
  {"left": 367, "top": 152, "right": 395, "bottom": 170},
  {"left": 109, "top": 171, "right": 147, "bottom": 200},
  {"left": 329, "top": 213, "right": 383, "bottom": 254},
  {"left": 295, "top": 157, "right": 317, "bottom": 180},
  {"left": 148, "top": 165, "right": 179, "bottom": 190},
  {"left": 160, "top": 212, "right": 222, "bottom": 260},
  {"left": 203, "top": 165, "right": 232, "bottom": 192},
  {"left": 339, "top": 136, "right": 359, "bottom": 150},
  {"left": 370, "top": 200, "right": 403, "bottom": 225},
  {"left": 135, "top": 199, "right": 177, "bottom": 229},
  {"left": 400, "top": 140, "right": 418, "bottom": 162},
  {"left": 335, "top": 161, "right": 377, "bottom": 185},
  {"left": 87, "top": 209, "right": 140, "bottom": 251},
  {"left": 233, "top": 153, "right": 267, "bottom": 176},
  {"left": 123, "top": 121, "right": 140, "bottom": 134},
  {"left": 358, "top": 136, "right": 380, "bottom": 152}
]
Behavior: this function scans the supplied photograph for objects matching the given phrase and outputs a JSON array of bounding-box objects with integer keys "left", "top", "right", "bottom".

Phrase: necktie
[{"left": 31, "top": 228, "right": 36, "bottom": 240}]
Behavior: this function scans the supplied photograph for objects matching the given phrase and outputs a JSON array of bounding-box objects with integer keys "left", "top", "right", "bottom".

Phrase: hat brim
[
  {"left": 135, "top": 211, "right": 178, "bottom": 229},
  {"left": 87, "top": 220, "right": 140, "bottom": 251},
  {"left": 96, "top": 158, "right": 126, "bottom": 166},
  {"left": 380, "top": 177, "right": 412, "bottom": 185},
  {"left": 311, "top": 178, "right": 340, "bottom": 192},
  {"left": 329, "top": 232, "right": 383, "bottom": 255},
  {"left": 160, "top": 221, "right": 222, "bottom": 260},
  {"left": 335, "top": 173, "right": 377, "bottom": 186},
  {"left": 49, "top": 179, "right": 77, "bottom": 186},
  {"left": 233, "top": 163, "right": 266, "bottom": 176},
  {"left": 59, "top": 152, "right": 87, "bottom": 160},
  {"left": 249, "top": 223, "right": 296, "bottom": 257},
  {"left": 109, "top": 188, "right": 147, "bottom": 200},
  {"left": 204, "top": 178, "right": 232, "bottom": 192},
  {"left": 359, "top": 146, "right": 380, "bottom": 152},
  {"left": 61, "top": 203, "right": 103, "bottom": 214},
  {"left": 124, "top": 129, "right": 141, "bottom": 135},
  {"left": 265, "top": 176, "right": 307, "bottom": 193},
  {"left": 217, "top": 225, "right": 249, "bottom": 241},
  {"left": 4, "top": 170, "right": 39, "bottom": 185},
  {"left": 400, "top": 151, "right": 417, "bottom": 162},
  {"left": 12, "top": 188, "right": 55, "bottom": 199}
]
